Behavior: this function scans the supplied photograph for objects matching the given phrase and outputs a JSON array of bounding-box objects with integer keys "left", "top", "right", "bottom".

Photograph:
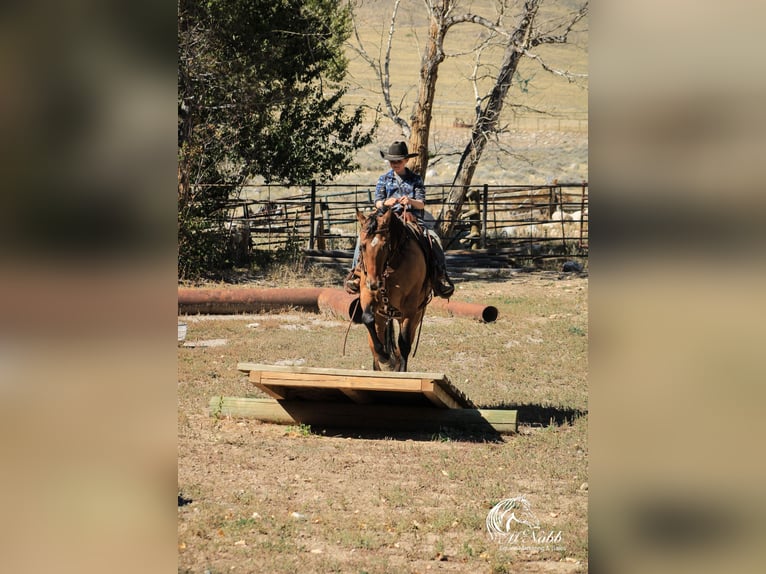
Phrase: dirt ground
[{"left": 178, "top": 270, "right": 588, "bottom": 573}]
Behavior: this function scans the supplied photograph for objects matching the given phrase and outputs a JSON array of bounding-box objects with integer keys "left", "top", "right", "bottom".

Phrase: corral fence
[{"left": 215, "top": 181, "right": 588, "bottom": 273}]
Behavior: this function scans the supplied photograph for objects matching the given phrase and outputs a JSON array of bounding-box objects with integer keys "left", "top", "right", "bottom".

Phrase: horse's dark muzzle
[{"left": 366, "top": 280, "right": 380, "bottom": 292}]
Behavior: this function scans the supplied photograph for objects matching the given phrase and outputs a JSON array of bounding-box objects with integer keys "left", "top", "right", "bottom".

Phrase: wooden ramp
[
  {"left": 241, "top": 363, "right": 475, "bottom": 409},
  {"left": 208, "top": 363, "right": 517, "bottom": 434}
]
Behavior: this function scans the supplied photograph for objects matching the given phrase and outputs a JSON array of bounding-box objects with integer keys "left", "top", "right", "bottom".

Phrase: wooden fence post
[
  {"left": 309, "top": 180, "right": 316, "bottom": 250},
  {"left": 481, "top": 184, "right": 489, "bottom": 248}
]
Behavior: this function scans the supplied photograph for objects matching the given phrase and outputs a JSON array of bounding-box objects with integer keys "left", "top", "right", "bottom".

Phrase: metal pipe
[
  {"left": 428, "top": 298, "right": 498, "bottom": 323},
  {"left": 317, "top": 289, "right": 363, "bottom": 323},
  {"left": 178, "top": 287, "right": 324, "bottom": 314},
  {"left": 177, "top": 287, "right": 497, "bottom": 323}
]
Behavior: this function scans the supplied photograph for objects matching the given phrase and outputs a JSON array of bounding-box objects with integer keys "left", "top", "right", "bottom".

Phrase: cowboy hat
[{"left": 380, "top": 141, "right": 417, "bottom": 161}]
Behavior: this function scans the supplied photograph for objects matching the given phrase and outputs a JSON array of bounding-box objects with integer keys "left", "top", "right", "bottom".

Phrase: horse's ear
[{"left": 356, "top": 210, "right": 367, "bottom": 225}]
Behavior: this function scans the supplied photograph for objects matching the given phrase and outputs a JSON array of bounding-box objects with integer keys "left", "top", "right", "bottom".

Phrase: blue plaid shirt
[{"left": 374, "top": 168, "right": 426, "bottom": 223}]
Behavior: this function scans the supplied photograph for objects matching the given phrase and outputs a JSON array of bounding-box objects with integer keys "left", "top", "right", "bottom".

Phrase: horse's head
[{"left": 357, "top": 208, "right": 401, "bottom": 292}]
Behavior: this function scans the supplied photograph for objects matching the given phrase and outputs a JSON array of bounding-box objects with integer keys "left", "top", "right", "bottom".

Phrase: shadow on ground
[{"left": 492, "top": 403, "right": 587, "bottom": 426}]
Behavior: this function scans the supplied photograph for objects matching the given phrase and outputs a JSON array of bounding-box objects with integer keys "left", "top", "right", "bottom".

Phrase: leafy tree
[{"left": 178, "top": 0, "right": 376, "bottom": 277}]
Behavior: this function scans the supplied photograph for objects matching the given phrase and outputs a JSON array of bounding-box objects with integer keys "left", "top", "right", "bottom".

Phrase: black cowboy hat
[{"left": 380, "top": 141, "right": 417, "bottom": 161}]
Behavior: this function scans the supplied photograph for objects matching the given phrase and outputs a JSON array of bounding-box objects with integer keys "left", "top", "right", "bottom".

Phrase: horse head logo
[{"left": 486, "top": 496, "right": 541, "bottom": 540}]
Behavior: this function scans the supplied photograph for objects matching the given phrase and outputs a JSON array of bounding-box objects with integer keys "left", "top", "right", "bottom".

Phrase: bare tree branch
[
  {"left": 347, "top": 0, "right": 410, "bottom": 135},
  {"left": 445, "top": 13, "right": 510, "bottom": 37},
  {"left": 530, "top": 3, "right": 589, "bottom": 47},
  {"left": 522, "top": 49, "right": 588, "bottom": 82}
]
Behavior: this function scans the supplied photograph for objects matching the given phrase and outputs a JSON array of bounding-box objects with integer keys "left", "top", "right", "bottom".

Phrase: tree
[
  {"left": 348, "top": 0, "right": 587, "bottom": 238},
  {"left": 178, "top": 0, "right": 376, "bottom": 277}
]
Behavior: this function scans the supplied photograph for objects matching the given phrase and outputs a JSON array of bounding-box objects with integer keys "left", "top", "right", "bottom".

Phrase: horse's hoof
[{"left": 377, "top": 358, "right": 398, "bottom": 372}]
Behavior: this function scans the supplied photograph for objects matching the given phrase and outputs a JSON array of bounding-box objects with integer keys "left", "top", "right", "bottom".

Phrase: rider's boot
[
  {"left": 344, "top": 268, "right": 361, "bottom": 295},
  {"left": 430, "top": 241, "right": 455, "bottom": 298}
]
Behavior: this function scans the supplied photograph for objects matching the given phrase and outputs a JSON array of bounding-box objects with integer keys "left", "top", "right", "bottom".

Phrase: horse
[{"left": 355, "top": 207, "right": 432, "bottom": 372}]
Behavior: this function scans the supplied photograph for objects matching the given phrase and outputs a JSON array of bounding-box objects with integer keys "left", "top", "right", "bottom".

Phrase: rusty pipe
[
  {"left": 333, "top": 292, "right": 498, "bottom": 323},
  {"left": 428, "top": 298, "right": 498, "bottom": 323},
  {"left": 177, "top": 287, "right": 497, "bottom": 323},
  {"left": 317, "top": 289, "right": 363, "bottom": 323},
  {"left": 178, "top": 287, "right": 324, "bottom": 314}
]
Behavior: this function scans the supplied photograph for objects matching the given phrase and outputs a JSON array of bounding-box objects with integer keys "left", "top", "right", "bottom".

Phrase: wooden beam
[
  {"left": 249, "top": 371, "right": 286, "bottom": 400},
  {"left": 420, "top": 379, "right": 462, "bottom": 409},
  {"left": 339, "top": 389, "right": 376, "bottom": 404},
  {"left": 237, "top": 362, "right": 446, "bottom": 381},
  {"left": 209, "top": 397, "right": 517, "bottom": 434},
  {"left": 257, "top": 371, "right": 425, "bottom": 393}
]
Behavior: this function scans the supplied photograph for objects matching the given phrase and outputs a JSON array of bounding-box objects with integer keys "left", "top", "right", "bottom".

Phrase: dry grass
[{"left": 178, "top": 269, "right": 588, "bottom": 573}]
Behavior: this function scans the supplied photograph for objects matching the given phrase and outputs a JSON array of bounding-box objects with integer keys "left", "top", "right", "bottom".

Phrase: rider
[{"left": 344, "top": 141, "right": 455, "bottom": 298}]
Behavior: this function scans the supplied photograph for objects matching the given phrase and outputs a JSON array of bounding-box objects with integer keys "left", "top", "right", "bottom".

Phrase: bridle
[
  {"left": 353, "top": 205, "right": 432, "bottom": 360},
  {"left": 359, "top": 208, "right": 404, "bottom": 320},
  {"left": 360, "top": 206, "right": 431, "bottom": 319}
]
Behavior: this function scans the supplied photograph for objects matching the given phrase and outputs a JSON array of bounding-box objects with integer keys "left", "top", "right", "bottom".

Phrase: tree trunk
[
  {"left": 437, "top": 0, "right": 540, "bottom": 239},
  {"left": 408, "top": 1, "right": 451, "bottom": 178},
  {"left": 178, "top": 103, "right": 193, "bottom": 204}
]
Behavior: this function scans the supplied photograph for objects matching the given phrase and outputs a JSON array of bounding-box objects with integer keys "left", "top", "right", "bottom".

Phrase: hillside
[{"left": 336, "top": 0, "right": 588, "bottom": 186}]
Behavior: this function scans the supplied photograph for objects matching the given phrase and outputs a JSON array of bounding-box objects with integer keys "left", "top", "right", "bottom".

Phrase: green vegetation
[{"left": 178, "top": 0, "right": 377, "bottom": 278}]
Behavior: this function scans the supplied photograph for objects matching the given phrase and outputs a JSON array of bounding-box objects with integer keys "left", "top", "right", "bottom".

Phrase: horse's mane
[
  {"left": 363, "top": 213, "right": 379, "bottom": 235},
  {"left": 364, "top": 208, "right": 406, "bottom": 236}
]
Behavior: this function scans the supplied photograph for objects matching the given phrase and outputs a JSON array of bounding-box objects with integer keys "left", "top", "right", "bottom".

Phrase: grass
[
  {"left": 285, "top": 423, "right": 313, "bottom": 437},
  {"left": 178, "top": 265, "right": 588, "bottom": 573}
]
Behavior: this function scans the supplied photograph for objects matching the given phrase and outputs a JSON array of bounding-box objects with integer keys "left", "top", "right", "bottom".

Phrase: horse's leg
[
  {"left": 397, "top": 318, "right": 412, "bottom": 372},
  {"left": 361, "top": 304, "right": 390, "bottom": 370},
  {"left": 400, "top": 307, "right": 426, "bottom": 372},
  {"left": 385, "top": 319, "right": 401, "bottom": 371}
]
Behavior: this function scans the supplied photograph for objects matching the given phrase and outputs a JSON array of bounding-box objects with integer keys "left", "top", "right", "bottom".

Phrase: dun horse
[{"left": 356, "top": 207, "right": 431, "bottom": 371}]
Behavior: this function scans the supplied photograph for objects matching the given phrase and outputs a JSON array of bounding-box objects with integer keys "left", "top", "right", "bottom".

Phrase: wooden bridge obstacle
[{"left": 209, "top": 363, "right": 517, "bottom": 434}]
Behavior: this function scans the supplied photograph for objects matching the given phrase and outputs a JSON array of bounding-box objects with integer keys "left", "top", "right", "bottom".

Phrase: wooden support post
[{"left": 209, "top": 397, "right": 517, "bottom": 434}]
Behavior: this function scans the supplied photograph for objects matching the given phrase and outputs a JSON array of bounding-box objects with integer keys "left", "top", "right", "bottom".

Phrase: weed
[
  {"left": 434, "top": 538, "right": 445, "bottom": 555},
  {"left": 430, "top": 427, "right": 454, "bottom": 442},
  {"left": 568, "top": 325, "right": 586, "bottom": 336},
  {"left": 284, "top": 423, "right": 312, "bottom": 437}
]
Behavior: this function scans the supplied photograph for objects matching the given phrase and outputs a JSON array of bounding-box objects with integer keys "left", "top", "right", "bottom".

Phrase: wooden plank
[
  {"left": 208, "top": 397, "right": 517, "bottom": 434},
  {"left": 339, "top": 389, "right": 376, "bottom": 404},
  {"left": 253, "top": 384, "right": 288, "bottom": 400},
  {"left": 420, "top": 379, "right": 462, "bottom": 409},
  {"left": 258, "top": 372, "right": 425, "bottom": 393},
  {"left": 249, "top": 371, "right": 287, "bottom": 400},
  {"left": 237, "top": 362, "right": 446, "bottom": 381}
]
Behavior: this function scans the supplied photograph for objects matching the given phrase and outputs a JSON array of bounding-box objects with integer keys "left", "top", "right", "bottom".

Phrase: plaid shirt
[{"left": 374, "top": 168, "right": 426, "bottom": 223}]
